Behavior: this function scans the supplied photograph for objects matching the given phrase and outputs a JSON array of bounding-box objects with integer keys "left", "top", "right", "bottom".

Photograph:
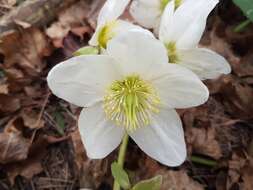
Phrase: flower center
[
  {"left": 98, "top": 21, "right": 118, "bottom": 49},
  {"left": 165, "top": 42, "right": 180, "bottom": 63},
  {"left": 160, "top": 0, "right": 182, "bottom": 11},
  {"left": 103, "top": 75, "right": 161, "bottom": 131}
]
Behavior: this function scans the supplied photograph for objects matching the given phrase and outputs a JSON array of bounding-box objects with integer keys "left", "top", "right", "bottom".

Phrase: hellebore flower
[
  {"left": 132, "top": 0, "right": 231, "bottom": 80},
  {"left": 158, "top": 0, "right": 231, "bottom": 80},
  {"left": 89, "top": 0, "right": 145, "bottom": 49},
  {"left": 130, "top": 0, "right": 183, "bottom": 32},
  {"left": 47, "top": 31, "right": 209, "bottom": 166}
]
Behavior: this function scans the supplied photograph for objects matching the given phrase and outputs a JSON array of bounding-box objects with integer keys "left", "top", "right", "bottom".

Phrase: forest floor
[{"left": 0, "top": 0, "right": 253, "bottom": 189}]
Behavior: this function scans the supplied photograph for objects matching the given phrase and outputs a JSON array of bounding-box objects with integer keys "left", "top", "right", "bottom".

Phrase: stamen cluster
[{"left": 103, "top": 75, "right": 160, "bottom": 131}]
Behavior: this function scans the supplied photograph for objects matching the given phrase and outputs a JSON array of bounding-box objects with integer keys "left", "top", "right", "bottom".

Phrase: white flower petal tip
[
  {"left": 97, "top": 0, "right": 130, "bottom": 25},
  {"left": 78, "top": 103, "right": 124, "bottom": 159},
  {"left": 160, "top": 0, "right": 219, "bottom": 49},
  {"left": 130, "top": 108, "right": 187, "bottom": 167},
  {"left": 47, "top": 55, "right": 121, "bottom": 107},
  {"left": 130, "top": 0, "right": 161, "bottom": 29},
  {"left": 179, "top": 48, "right": 232, "bottom": 80}
]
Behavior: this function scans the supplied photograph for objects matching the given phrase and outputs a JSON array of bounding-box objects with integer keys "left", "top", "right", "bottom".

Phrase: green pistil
[
  {"left": 160, "top": 0, "right": 182, "bottom": 11},
  {"left": 103, "top": 75, "right": 160, "bottom": 131},
  {"left": 97, "top": 21, "right": 117, "bottom": 49},
  {"left": 165, "top": 42, "right": 180, "bottom": 63}
]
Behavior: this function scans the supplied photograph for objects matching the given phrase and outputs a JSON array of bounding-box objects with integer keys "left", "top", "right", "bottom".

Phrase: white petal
[
  {"left": 160, "top": 0, "right": 218, "bottom": 49},
  {"left": 89, "top": 20, "right": 150, "bottom": 48},
  {"left": 130, "top": 108, "right": 186, "bottom": 167},
  {"left": 150, "top": 64, "right": 209, "bottom": 109},
  {"left": 107, "top": 30, "right": 168, "bottom": 76},
  {"left": 130, "top": 0, "right": 161, "bottom": 29},
  {"left": 47, "top": 55, "right": 121, "bottom": 107},
  {"left": 158, "top": 0, "right": 175, "bottom": 42},
  {"left": 97, "top": 0, "right": 130, "bottom": 25},
  {"left": 179, "top": 48, "right": 231, "bottom": 80},
  {"left": 79, "top": 103, "right": 125, "bottom": 159}
]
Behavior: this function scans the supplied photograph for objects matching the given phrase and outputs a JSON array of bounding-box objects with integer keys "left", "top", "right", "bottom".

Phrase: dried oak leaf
[
  {"left": 0, "top": 83, "right": 8, "bottom": 94},
  {"left": 0, "top": 28, "right": 50, "bottom": 76},
  {"left": 159, "top": 169, "right": 204, "bottom": 190},
  {"left": 0, "top": 94, "right": 20, "bottom": 114},
  {"left": 186, "top": 127, "right": 222, "bottom": 159},
  {"left": 46, "top": 1, "right": 91, "bottom": 47},
  {"left": 0, "top": 127, "right": 30, "bottom": 164},
  {"left": 6, "top": 134, "right": 69, "bottom": 185},
  {"left": 143, "top": 159, "right": 204, "bottom": 190},
  {"left": 240, "top": 158, "right": 253, "bottom": 190},
  {"left": 21, "top": 109, "right": 45, "bottom": 129},
  {"left": 221, "top": 76, "right": 253, "bottom": 119}
]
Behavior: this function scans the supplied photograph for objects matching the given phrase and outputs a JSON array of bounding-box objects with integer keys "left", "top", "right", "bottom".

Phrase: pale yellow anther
[
  {"left": 103, "top": 75, "right": 161, "bottom": 131},
  {"left": 98, "top": 21, "right": 118, "bottom": 49}
]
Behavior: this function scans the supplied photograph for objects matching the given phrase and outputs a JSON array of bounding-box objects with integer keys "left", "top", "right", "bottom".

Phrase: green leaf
[
  {"left": 73, "top": 46, "right": 99, "bottom": 56},
  {"left": 233, "top": 0, "right": 253, "bottom": 21},
  {"left": 111, "top": 162, "right": 131, "bottom": 189},
  {"left": 53, "top": 111, "right": 65, "bottom": 135},
  {"left": 131, "top": 175, "right": 162, "bottom": 190}
]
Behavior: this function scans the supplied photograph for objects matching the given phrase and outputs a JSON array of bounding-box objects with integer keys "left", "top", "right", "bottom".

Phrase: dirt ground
[{"left": 0, "top": 0, "right": 253, "bottom": 189}]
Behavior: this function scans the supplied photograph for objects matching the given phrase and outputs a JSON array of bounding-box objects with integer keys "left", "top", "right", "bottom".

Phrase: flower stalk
[{"left": 113, "top": 134, "right": 129, "bottom": 190}]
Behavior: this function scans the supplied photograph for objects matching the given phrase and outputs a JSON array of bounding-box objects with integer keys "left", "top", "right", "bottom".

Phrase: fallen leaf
[
  {"left": 186, "top": 127, "right": 222, "bottom": 159},
  {"left": 0, "top": 94, "right": 20, "bottom": 114},
  {"left": 159, "top": 170, "right": 204, "bottom": 190},
  {"left": 21, "top": 109, "right": 44, "bottom": 129},
  {"left": 240, "top": 158, "right": 253, "bottom": 190},
  {"left": 0, "top": 126, "right": 30, "bottom": 164},
  {"left": 0, "top": 83, "right": 8, "bottom": 94},
  {"left": 221, "top": 76, "right": 253, "bottom": 119},
  {"left": 46, "top": 1, "right": 90, "bottom": 47},
  {"left": 0, "top": 28, "right": 50, "bottom": 76}
]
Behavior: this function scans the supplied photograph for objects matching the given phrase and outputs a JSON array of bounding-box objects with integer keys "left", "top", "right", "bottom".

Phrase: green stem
[
  {"left": 113, "top": 134, "right": 129, "bottom": 190},
  {"left": 234, "top": 19, "right": 251, "bottom": 33},
  {"left": 191, "top": 155, "right": 217, "bottom": 167}
]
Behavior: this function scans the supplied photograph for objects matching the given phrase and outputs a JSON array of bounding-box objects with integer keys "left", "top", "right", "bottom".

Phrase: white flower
[
  {"left": 130, "top": 0, "right": 184, "bottom": 32},
  {"left": 131, "top": 0, "right": 231, "bottom": 80},
  {"left": 89, "top": 0, "right": 146, "bottom": 49},
  {"left": 160, "top": 0, "right": 231, "bottom": 80},
  {"left": 47, "top": 31, "right": 209, "bottom": 166}
]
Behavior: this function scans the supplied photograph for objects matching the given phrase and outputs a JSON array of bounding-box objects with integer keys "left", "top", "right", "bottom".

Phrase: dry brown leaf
[
  {"left": 0, "top": 83, "right": 8, "bottom": 94},
  {"left": 6, "top": 134, "right": 69, "bottom": 185},
  {"left": 159, "top": 169, "right": 204, "bottom": 190},
  {"left": 240, "top": 158, "right": 253, "bottom": 190},
  {"left": 186, "top": 127, "right": 222, "bottom": 159},
  {"left": 46, "top": 1, "right": 90, "bottom": 47},
  {"left": 71, "top": 129, "right": 86, "bottom": 171},
  {"left": 7, "top": 157, "right": 43, "bottom": 185},
  {"left": 221, "top": 76, "right": 253, "bottom": 119},
  {"left": 0, "top": 127, "right": 30, "bottom": 164},
  {"left": 0, "top": 94, "right": 20, "bottom": 113},
  {"left": 21, "top": 109, "right": 44, "bottom": 129},
  {"left": 0, "top": 28, "right": 50, "bottom": 76},
  {"left": 142, "top": 159, "right": 204, "bottom": 190}
]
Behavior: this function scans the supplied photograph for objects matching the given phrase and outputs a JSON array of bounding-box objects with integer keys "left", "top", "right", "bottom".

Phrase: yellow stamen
[
  {"left": 160, "top": 0, "right": 182, "bottom": 11},
  {"left": 103, "top": 75, "right": 160, "bottom": 132},
  {"left": 165, "top": 42, "right": 180, "bottom": 63},
  {"left": 98, "top": 21, "right": 118, "bottom": 49}
]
